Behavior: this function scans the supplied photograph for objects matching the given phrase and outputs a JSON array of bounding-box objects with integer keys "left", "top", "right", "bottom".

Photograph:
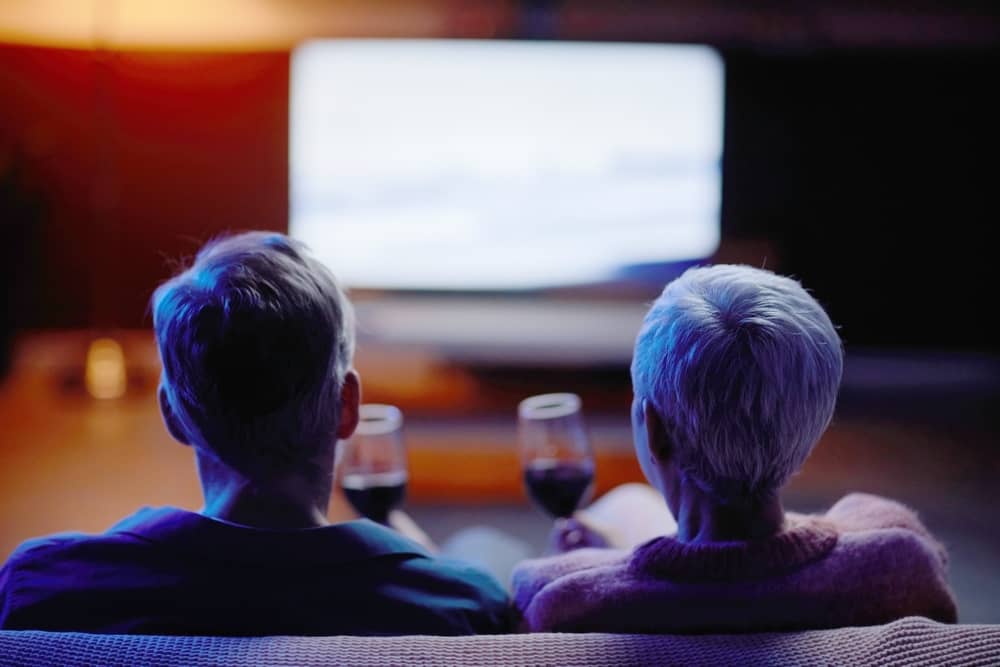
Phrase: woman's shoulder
[
  {"left": 511, "top": 547, "right": 636, "bottom": 632},
  {"left": 512, "top": 547, "right": 629, "bottom": 590},
  {"left": 824, "top": 493, "right": 936, "bottom": 540},
  {"left": 822, "top": 492, "right": 950, "bottom": 569},
  {"left": 818, "top": 493, "right": 957, "bottom": 622}
]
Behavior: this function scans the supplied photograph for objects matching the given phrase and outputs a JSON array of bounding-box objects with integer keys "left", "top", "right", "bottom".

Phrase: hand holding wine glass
[
  {"left": 339, "top": 404, "right": 408, "bottom": 525},
  {"left": 518, "top": 393, "right": 596, "bottom": 533}
]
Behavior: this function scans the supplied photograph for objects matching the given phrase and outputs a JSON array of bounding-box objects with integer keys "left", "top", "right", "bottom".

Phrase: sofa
[{"left": 1, "top": 617, "right": 999, "bottom": 667}]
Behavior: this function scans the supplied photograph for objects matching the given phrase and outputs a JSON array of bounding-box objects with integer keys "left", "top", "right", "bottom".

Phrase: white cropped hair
[{"left": 631, "top": 264, "right": 843, "bottom": 501}]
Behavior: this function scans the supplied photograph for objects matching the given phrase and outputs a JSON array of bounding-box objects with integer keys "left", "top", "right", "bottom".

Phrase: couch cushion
[{"left": 1, "top": 616, "right": 999, "bottom": 666}]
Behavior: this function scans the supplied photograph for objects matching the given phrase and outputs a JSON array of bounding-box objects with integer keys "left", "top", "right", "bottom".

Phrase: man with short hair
[{"left": 0, "top": 232, "right": 511, "bottom": 636}]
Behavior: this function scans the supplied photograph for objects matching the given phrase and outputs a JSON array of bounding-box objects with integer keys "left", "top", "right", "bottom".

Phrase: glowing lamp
[{"left": 85, "top": 337, "right": 127, "bottom": 400}]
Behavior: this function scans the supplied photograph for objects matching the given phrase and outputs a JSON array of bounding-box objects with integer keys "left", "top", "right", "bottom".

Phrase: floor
[{"left": 1, "top": 332, "right": 998, "bottom": 623}]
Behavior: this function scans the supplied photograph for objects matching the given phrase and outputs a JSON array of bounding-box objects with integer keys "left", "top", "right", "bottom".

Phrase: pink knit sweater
[{"left": 512, "top": 493, "right": 958, "bottom": 633}]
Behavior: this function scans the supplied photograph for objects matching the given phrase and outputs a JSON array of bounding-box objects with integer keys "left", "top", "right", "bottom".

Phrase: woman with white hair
[{"left": 512, "top": 264, "right": 957, "bottom": 633}]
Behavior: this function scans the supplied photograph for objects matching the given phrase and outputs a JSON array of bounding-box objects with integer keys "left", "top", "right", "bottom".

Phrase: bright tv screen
[{"left": 290, "top": 39, "right": 724, "bottom": 292}]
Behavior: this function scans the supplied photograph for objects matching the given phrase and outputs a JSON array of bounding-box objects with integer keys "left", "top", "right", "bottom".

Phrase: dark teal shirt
[{"left": 0, "top": 507, "right": 512, "bottom": 636}]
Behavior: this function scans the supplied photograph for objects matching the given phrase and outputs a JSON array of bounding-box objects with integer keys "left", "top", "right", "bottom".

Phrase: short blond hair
[{"left": 152, "top": 232, "right": 354, "bottom": 475}]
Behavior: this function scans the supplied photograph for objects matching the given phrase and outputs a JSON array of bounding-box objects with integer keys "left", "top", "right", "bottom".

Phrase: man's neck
[
  {"left": 202, "top": 487, "right": 330, "bottom": 529},
  {"left": 672, "top": 479, "right": 785, "bottom": 544},
  {"left": 196, "top": 451, "right": 349, "bottom": 530}
]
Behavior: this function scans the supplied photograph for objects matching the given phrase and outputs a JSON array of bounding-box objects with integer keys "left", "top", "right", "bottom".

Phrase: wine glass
[
  {"left": 518, "top": 393, "right": 595, "bottom": 520},
  {"left": 339, "top": 404, "right": 408, "bottom": 525}
]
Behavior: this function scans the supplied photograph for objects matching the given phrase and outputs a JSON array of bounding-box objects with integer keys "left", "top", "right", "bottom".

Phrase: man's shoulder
[
  {"left": 1, "top": 508, "right": 181, "bottom": 592},
  {"left": 368, "top": 551, "right": 512, "bottom": 633},
  {"left": 5, "top": 530, "right": 125, "bottom": 567},
  {"left": 7, "top": 532, "right": 82, "bottom": 558},
  {"left": 403, "top": 553, "right": 510, "bottom": 602},
  {"left": 0, "top": 525, "right": 155, "bottom": 630}
]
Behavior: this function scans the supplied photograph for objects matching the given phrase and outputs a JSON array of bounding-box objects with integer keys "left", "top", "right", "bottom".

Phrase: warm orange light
[
  {"left": 85, "top": 337, "right": 127, "bottom": 400},
  {"left": 0, "top": 0, "right": 457, "bottom": 52}
]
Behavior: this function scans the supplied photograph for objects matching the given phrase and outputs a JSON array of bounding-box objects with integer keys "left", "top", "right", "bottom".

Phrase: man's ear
[
  {"left": 158, "top": 383, "right": 191, "bottom": 446},
  {"left": 335, "top": 370, "right": 361, "bottom": 440},
  {"left": 643, "top": 400, "right": 672, "bottom": 464}
]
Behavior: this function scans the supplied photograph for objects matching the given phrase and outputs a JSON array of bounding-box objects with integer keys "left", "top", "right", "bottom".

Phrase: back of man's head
[
  {"left": 631, "top": 264, "right": 843, "bottom": 502},
  {"left": 152, "top": 232, "right": 354, "bottom": 477}
]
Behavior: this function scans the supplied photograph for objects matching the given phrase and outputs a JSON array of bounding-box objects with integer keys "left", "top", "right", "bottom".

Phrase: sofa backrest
[{"left": 1, "top": 617, "right": 999, "bottom": 666}]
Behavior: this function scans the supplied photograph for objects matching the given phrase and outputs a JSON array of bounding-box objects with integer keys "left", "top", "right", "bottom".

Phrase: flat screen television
[{"left": 290, "top": 39, "right": 724, "bottom": 365}]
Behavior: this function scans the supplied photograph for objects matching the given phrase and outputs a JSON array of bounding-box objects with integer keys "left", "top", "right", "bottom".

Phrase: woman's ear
[
  {"left": 643, "top": 400, "right": 672, "bottom": 464},
  {"left": 335, "top": 370, "right": 361, "bottom": 440},
  {"left": 158, "top": 383, "right": 191, "bottom": 446}
]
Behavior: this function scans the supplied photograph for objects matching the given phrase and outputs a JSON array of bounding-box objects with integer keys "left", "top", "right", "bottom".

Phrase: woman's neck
[{"left": 672, "top": 479, "right": 785, "bottom": 544}]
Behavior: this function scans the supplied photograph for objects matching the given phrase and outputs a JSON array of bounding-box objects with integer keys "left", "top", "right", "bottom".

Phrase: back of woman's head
[
  {"left": 151, "top": 232, "right": 354, "bottom": 477},
  {"left": 630, "top": 264, "right": 843, "bottom": 502}
]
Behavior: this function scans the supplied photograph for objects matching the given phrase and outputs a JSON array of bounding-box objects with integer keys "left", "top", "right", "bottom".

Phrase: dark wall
[
  {"left": 0, "top": 46, "right": 288, "bottom": 332},
  {"left": 722, "top": 48, "right": 999, "bottom": 353}
]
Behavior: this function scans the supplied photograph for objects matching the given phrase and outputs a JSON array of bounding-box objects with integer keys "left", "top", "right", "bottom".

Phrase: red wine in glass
[
  {"left": 518, "top": 393, "right": 596, "bottom": 520},
  {"left": 523, "top": 460, "right": 594, "bottom": 518},
  {"left": 342, "top": 471, "right": 408, "bottom": 524},
  {"left": 338, "top": 404, "right": 408, "bottom": 525}
]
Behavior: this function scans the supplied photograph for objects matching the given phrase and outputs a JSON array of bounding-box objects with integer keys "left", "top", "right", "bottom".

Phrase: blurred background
[{"left": 1, "top": 0, "right": 998, "bottom": 621}]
